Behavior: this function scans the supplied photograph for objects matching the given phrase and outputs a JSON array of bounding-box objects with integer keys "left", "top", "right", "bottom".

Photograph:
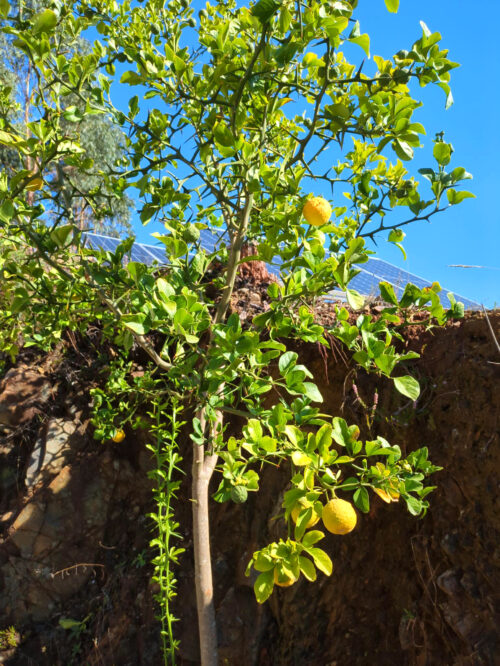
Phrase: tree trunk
[
  {"left": 192, "top": 410, "right": 220, "bottom": 666},
  {"left": 192, "top": 192, "right": 253, "bottom": 663}
]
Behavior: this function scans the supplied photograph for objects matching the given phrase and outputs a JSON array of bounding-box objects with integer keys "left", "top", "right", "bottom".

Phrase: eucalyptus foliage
[
  {"left": 0, "top": 0, "right": 132, "bottom": 235},
  {"left": 0, "top": 0, "right": 473, "bottom": 663}
]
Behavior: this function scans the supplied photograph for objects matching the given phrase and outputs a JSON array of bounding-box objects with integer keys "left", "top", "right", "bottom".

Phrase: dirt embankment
[{"left": 0, "top": 304, "right": 499, "bottom": 665}]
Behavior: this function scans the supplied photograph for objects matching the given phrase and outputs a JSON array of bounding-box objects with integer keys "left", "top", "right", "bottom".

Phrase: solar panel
[
  {"left": 199, "top": 228, "right": 227, "bottom": 252},
  {"left": 147, "top": 246, "right": 167, "bottom": 262},
  {"left": 357, "top": 258, "right": 479, "bottom": 310},
  {"left": 81, "top": 232, "right": 480, "bottom": 310},
  {"left": 364, "top": 258, "right": 431, "bottom": 291}
]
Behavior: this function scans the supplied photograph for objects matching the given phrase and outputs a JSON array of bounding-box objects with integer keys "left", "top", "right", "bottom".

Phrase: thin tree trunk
[
  {"left": 192, "top": 192, "right": 253, "bottom": 664},
  {"left": 24, "top": 62, "right": 35, "bottom": 207},
  {"left": 192, "top": 409, "right": 220, "bottom": 666}
]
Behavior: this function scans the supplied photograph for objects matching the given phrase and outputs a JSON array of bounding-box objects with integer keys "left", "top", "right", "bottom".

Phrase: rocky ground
[{"left": 0, "top": 276, "right": 499, "bottom": 665}]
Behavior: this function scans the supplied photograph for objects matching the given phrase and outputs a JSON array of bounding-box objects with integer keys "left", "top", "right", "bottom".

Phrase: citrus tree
[{"left": 0, "top": 0, "right": 473, "bottom": 663}]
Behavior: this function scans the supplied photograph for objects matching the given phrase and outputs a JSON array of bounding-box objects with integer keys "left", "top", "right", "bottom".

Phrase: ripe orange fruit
[
  {"left": 302, "top": 196, "right": 332, "bottom": 227},
  {"left": 291, "top": 504, "right": 320, "bottom": 529},
  {"left": 322, "top": 498, "right": 357, "bottom": 535},
  {"left": 274, "top": 568, "right": 297, "bottom": 587},
  {"left": 112, "top": 429, "right": 126, "bottom": 443}
]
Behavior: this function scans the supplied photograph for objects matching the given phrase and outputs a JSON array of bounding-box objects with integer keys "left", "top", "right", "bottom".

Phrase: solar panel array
[{"left": 82, "top": 232, "right": 480, "bottom": 310}]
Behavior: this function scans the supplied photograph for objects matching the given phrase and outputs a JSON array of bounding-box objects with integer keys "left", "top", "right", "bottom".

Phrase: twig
[{"left": 51, "top": 563, "right": 105, "bottom": 578}]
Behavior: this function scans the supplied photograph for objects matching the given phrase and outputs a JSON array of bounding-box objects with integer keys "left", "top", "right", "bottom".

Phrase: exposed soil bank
[{"left": 0, "top": 307, "right": 499, "bottom": 665}]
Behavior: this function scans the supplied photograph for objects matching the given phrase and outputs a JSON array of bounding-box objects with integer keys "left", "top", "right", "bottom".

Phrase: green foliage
[
  {"left": 147, "top": 400, "right": 185, "bottom": 665},
  {"left": 0, "top": 0, "right": 132, "bottom": 236},
  {"left": 0, "top": 626, "right": 18, "bottom": 650},
  {"left": 0, "top": 0, "right": 473, "bottom": 662},
  {"left": 58, "top": 614, "right": 91, "bottom": 660},
  {"left": 244, "top": 415, "right": 441, "bottom": 590},
  {"left": 90, "top": 359, "right": 185, "bottom": 665}
]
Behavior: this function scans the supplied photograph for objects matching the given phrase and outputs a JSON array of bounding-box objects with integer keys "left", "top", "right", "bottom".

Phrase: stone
[
  {"left": 25, "top": 419, "right": 77, "bottom": 488},
  {"left": 0, "top": 458, "right": 120, "bottom": 622},
  {"left": 10, "top": 502, "right": 45, "bottom": 558},
  {"left": 32, "top": 534, "right": 54, "bottom": 558},
  {"left": 437, "top": 569, "right": 462, "bottom": 596}
]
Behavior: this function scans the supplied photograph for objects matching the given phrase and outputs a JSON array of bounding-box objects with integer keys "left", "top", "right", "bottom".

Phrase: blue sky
[
  {"left": 349, "top": 1, "right": 500, "bottom": 307},
  {"left": 110, "top": 0, "right": 499, "bottom": 307}
]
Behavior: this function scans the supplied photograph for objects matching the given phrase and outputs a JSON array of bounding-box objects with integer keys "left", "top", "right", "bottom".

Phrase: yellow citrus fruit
[
  {"left": 302, "top": 196, "right": 332, "bottom": 227},
  {"left": 274, "top": 568, "right": 297, "bottom": 588},
  {"left": 112, "top": 429, "right": 126, "bottom": 443},
  {"left": 322, "top": 498, "right": 357, "bottom": 535},
  {"left": 291, "top": 504, "right": 320, "bottom": 529}
]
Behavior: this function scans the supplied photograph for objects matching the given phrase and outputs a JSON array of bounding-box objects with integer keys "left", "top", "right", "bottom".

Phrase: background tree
[
  {"left": 0, "top": 0, "right": 132, "bottom": 236},
  {"left": 0, "top": 0, "right": 473, "bottom": 664}
]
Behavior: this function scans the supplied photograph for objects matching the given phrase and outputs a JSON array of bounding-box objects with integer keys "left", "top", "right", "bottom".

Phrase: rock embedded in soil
[{"left": 25, "top": 418, "right": 78, "bottom": 488}]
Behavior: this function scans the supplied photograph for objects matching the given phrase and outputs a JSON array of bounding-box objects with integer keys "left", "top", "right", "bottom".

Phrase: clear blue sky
[
  {"left": 109, "top": 0, "right": 499, "bottom": 307},
  {"left": 350, "top": 0, "right": 500, "bottom": 307}
]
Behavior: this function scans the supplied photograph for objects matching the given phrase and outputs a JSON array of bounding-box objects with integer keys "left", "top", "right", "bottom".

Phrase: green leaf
[
  {"left": 393, "top": 375, "right": 420, "bottom": 400},
  {"left": 278, "top": 6, "right": 292, "bottom": 32},
  {"left": 63, "top": 106, "right": 84, "bottom": 123},
  {"left": 299, "top": 556, "right": 317, "bottom": 582},
  {"left": 316, "top": 424, "right": 332, "bottom": 458},
  {"left": 294, "top": 508, "right": 313, "bottom": 540},
  {"left": 59, "top": 618, "right": 82, "bottom": 630},
  {"left": 0, "top": 201, "right": 14, "bottom": 222},
  {"left": 374, "top": 352, "right": 397, "bottom": 376},
  {"left": 120, "top": 71, "right": 144, "bottom": 85},
  {"left": 393, "top": 139, "right": 414, "bottom": 161},
  {"left": 127, "top": 261, "right": 146, "bottom": 283},
  {"left": 438, "top": 82, "right": 454, "bottom": 109},
  {"left": 365, "top": 439, "right": 382, "bottom": 456},
  {"left": 394, "top": 243, "right": 407, "bottom": 260},
  {"left": 279, "top": 351, "right": 298, "bottom": 376},
  {"left": 446, "top": 293, "right": 465, "bottom": 318},
  {"left": 33, "top": 8, "right": 57, "bottom": 34},
  {"left": 399, "top": 283, "right": 422, "bottom": 308},
  {"left": 346, "top": 289, "right": 364, "bottom": 310},
  {"left": 213, "top": 122, "right": 236, "bottom": 148},
  {"left": 349, "top": 34, "right": 370, "bottom": 57},
  {"left": 353, "top": 486, "right": 370, "bottom": 513},
  {"left": 251, "top": 0, "right": 280, "bottom": 23},
  {"left": 156, "top": 277, "right": 175, "bottom": 299},
  {"left": 307, "top": 547, "right": 333, "bottom": 576},
  {"left": 405, "top": 495, "right": 423, "bottom": 516},
  {"left": 384, "top": 0, "right": 399, "bottom": 12},
  {"left": 433, "top": 142, "right": 451, "bottom": 166},
  {"left": 121, "top": 314, "right": 149, "bottom": 335},
  {"left": 50, "top": 224, "right": 73, "bottom": 248},
  {"left": 291, "top": 451, "right": 312, "bottom": 466},
  {"left": 0, "top": 0, "right": 9, "bottom": 19},
  {"left": 302, "top": 382, "right": 323, "bottom": 403},
  {"left": 259, "top": 436, "right": 277, "bottom": 453},
  {"left": 379, "top": 281, "right": 398, "bottom": 306},
  {"left": 244, "top": 418, "right": 263, "bottom": 442},
  {"left": 301, "top": 530, "right": 324, "bottom": 548},
  {"left": 420, "top": 20, "right": 432, "bottom": 37},
  {"left": 331, "top": 417, "right": 350, "bottom": 447},
  {"left": 446, "top": 189, "right": 475, "bottom": 205},
  {"left": 253, "top": 552, "right": 274, "bottom": 572},
  {"left": 254, "top": 570, "right": 274, "bottom": 603}
]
